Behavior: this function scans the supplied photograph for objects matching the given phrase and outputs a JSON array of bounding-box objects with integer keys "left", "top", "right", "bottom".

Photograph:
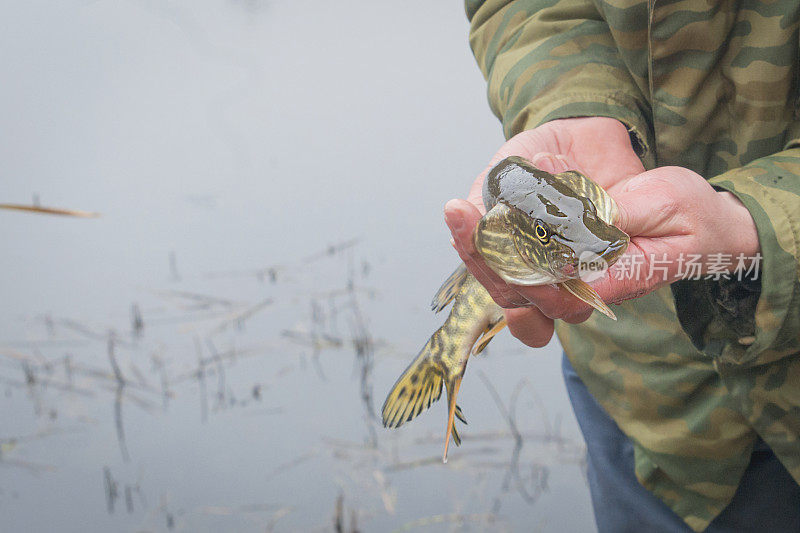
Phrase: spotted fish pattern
[
  {"left": 381, "top": 267, "right": 504, "bottom": 460},
  {"left": 382, "top": 159, "right": 627, "bottom": 463},
  {"left": 466, "top": 1, "right": 800, "bottom": 530}
]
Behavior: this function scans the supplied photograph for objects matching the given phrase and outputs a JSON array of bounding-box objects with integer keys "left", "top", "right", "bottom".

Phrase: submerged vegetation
[
  {"left": 0, "top": 194, "right": 100, "bottom": 218},
  {"left": 2, "top": 241, "right": 587, "bottom": 530}
]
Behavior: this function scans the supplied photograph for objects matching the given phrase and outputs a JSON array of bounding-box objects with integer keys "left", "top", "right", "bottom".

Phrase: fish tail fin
[
  {"left": 442, "top": 375, "right": 464, "bottom": 463},
  {"left": 381, "top": 341, "right": 444, "bottom": 429},
  {"left": 431, "top": 264, "right": 469, "bottom": 313}
]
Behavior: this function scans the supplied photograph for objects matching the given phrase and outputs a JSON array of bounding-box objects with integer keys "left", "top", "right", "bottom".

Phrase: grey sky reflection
[{"left": 0, "top": 2, "right": 594, "bottom": 532}]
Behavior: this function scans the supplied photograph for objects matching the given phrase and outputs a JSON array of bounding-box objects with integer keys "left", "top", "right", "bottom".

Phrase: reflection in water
[
  {"left": 0, "top": 2, "right": 594, "bottom": 530},
  {"left": 103, "top": 465, "right": 145, "bottom": 515},
  {"left": 1, "top": 239, "right": 586, "bottom": 531},
  {"left": 114, "top": 383, "right": 129, "bottom": 463}
]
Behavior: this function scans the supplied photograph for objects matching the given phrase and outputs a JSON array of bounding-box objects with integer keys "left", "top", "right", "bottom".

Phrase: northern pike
[{"left": 381, "top": 156, "right": 629, "bottom": 462}]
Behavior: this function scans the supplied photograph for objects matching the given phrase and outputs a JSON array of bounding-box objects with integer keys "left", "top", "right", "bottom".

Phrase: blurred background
[{"left": 0, "top": 1, "right": 594, "bottom": 531}]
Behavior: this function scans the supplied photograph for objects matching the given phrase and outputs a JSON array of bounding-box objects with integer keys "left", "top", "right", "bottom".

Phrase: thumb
[
  {"left": 444, "top": 199, "right": 483, "bottom": 254},
  {"left": 530, "top": 152, "right": 574, "bottom": 174},
  {"left": 613, "top": 193, "right": 649, "bottom": 237},
  {"left": 611, "top": 173, "right": 671, "bottom": 236}
]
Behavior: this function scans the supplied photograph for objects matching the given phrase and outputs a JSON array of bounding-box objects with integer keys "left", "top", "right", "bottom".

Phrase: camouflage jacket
[{"left": 466, "top": 1, "right": 800, "bottom": 530}]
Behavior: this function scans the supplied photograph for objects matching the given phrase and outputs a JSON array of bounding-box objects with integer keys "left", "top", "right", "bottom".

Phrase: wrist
[{"left": 717, "top": 190, "right": 761, "bottom": 265}]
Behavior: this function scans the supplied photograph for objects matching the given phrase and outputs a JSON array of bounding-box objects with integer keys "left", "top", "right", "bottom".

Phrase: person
[{"left": 446, "top": 1, "right": 800, "bottom": 531}]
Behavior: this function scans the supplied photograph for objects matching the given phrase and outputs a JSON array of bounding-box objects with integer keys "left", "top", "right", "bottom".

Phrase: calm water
[{"left": 0, "top": 2, "right": 594, "bottom": 531}]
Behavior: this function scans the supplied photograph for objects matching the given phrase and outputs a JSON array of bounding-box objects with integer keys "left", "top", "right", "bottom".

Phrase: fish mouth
[
  {"left": 571, "top": 237, "right": 629, "bottom": 283},
  {"left": 600, "top": 237, "right": 628, "bottom": 266},
  {"left": 535, "top": 236, "right": 628, "bottom": 283}
]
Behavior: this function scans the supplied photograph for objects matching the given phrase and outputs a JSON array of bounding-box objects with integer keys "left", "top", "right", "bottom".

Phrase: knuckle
[{"left": 658, "top": 194, "right": 681, "bottom": 219}]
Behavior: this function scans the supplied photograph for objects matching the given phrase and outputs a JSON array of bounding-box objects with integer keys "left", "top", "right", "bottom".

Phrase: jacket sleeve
[
  {"left": 675, "top": 138, "right": 800, "bottom": 368},
  {"left": 466, "top": 1, "right": 800, "bottom": 367},
  {"left": 465, "top": 0, "right": 652, "bottom": 160}
]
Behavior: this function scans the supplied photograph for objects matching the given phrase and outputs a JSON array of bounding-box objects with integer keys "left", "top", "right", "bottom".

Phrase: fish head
[
  {"left": 477, "top": 157, "right": 629, "bottom": 285},
  {"left": 507, "top": 199, "right": 628, "bottom": 281}
]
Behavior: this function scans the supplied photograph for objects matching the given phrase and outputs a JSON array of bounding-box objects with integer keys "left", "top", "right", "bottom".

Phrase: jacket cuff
[
  {"left": 675, "top": 148, "right": 800, "bottom": 367},
  {"left": 513, "top": 91, "right": 654, "bottom": 166}
]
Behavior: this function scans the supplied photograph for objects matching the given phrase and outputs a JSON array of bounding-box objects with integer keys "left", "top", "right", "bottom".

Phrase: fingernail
[
  {"left": 531, "top": 152, "right": 559, "bottom": 173},
  {"left": 449, "top": 237, "right": 456, "bottom": 248}
]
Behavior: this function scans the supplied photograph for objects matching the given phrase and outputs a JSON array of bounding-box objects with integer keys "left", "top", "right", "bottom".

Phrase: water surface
[{"left": 0, "top": 2, "right": 594, "bottom": 531}]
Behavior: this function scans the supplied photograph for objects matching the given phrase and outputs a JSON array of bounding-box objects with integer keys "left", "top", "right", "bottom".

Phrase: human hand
[
  {"left": 446, "top": 117, "right": 646, "bottom": 347},
  {"left": 446, "top": 138, "right": 760, "bottom": 348}
]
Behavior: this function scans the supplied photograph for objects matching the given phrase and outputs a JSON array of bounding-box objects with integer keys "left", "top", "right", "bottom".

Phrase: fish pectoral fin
[
  {"left": 560, "top": 278, "right": 617, "bottom": 320},
  {"left": 431, "top": 264, "right": 469, "bottom": 313},
  {"left": 472, "top": 317, "right": 508, "bottom": 355},
  {"left": 442, "top": 375, "right": 464, "bottom": 463},
  {"left": 381, "top": 344, "right": 444, "bottom": 429}
]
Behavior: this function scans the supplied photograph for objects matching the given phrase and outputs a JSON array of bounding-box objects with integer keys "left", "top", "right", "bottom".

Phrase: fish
[{"left": 381, "top": 156, "right": 629, "bottom": 462}]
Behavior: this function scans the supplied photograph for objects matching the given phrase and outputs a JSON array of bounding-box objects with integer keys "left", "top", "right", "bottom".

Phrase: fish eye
[{"left": 534, "top": 219, "right": 550, "bottom": 244}]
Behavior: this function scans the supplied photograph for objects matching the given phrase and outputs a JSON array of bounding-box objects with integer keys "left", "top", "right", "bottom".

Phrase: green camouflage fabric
[{"left": 465, "top": 1, "right": 800, "bottom": 530}]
